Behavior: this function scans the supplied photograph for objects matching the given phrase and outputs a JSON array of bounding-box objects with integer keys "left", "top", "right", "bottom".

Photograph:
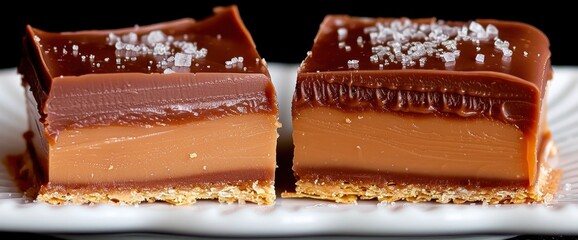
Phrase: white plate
[{"left": 2, "top": 64, "right": 578, "bottom": 237}]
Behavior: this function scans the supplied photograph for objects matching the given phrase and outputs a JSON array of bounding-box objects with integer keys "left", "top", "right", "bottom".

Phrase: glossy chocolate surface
[
  {"left": 19, "top": 6, "right": 277, "bottom": 139},
  {"left": 294, "top": 16, "right": 552, "bottom": 135}
]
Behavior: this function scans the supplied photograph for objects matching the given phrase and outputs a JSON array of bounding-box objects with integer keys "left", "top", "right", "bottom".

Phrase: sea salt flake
[
  {"left": 163, "top": 68, "right": 175, "bottom": 74},
  {"left": 107, "top": 33, "right": 118, "bottom": 45},
  {"left": 153, "top": 43, "right": 170, "bottom": 55},
  {"left": 370, "top": 55, "right": 379, "bottom": 63},
  {"left": 486, "top": 24, "right": 498, "bottom": 38},
  {"left": 419, "top": 57, "right": 426, "bottom": 67},
  {"left": 337, "top": 27, "right": 348, "bottom": 41},
  {"left": 475, "top": 53, "right": 485, "bottom": 63},
  {"left": 347, "top": 59, "right": 359, "bottom": 69},
  {"left": 123, "top": 32, "right": 138, "bottom": 44},
  {"left": 357, "top": 36, "right": 364, "bottom": 47},
  {"left": 442, "top": 52, "right": 456, "bottom": 62},
  {"left": 147, "top": 30, "right": 166, "bottom": 45},
  {"left": 469, "top": 21, "right": 484, "bottom": 34},
  {"left": 174, "top": 53, "right": 193, "bottom": 67},
  {"left": 115, "top": 41, "right": 125, "bottom": 50}
]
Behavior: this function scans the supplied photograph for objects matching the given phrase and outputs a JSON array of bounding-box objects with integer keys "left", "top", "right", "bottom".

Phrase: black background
[{"left": 0, "top": 0, "right": 576, "bottom": 69}]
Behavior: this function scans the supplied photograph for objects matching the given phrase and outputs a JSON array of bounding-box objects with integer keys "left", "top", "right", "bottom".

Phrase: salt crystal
[
  {"left": 345, "top": 45, "right": 351, "bottom": 52},
  {"left": 419, "top": 57, "right": 426, "bottom": 67},
  {"left": 523, "top": 51, "right": 528, "bottom": 57},
  {"left": 334, "top": 18, "right": 344, "bottom": 27},
  {"left": 453, "top": 50, "right": 461, "bottom": 57},
  {"left": 337, "top": 27, "right": 348, "bottom": 41},
  {"left": 338, "top": 42, "right": 346, "bottom": 49},
  {"left": 174, "top": 53, "right": 193, "bottom": 67},
  {"left": 486, "top": 24, "right": 498, "bottom": 38},
  {"left": 347, "top": 59, "right": 359, "bottom": 69},
  {"left": 475, "top": 53, "right": 485, "bottom": 63},
  {"left": 147, "top": 30, "right": 166, "bottom": 45},
  {"left": 503, "top": 49, "right": 513, "bottom": 57},
  {"left": 104, "top": 57, "right": 110, "bottom": 62},
  {"left": 123, "top": 32, "right": 138, "bottom": 44},
  {"left": 116, "top": 58, "right": 121, "bottom": 64},
  {"left": 153, "top": 43, "right": 170, "bottom": 55},
  {"left": 107, "top": 33, "right": 119, "bottom": 45},
  {"left": 81, "top": 56, "right": 86, "bottom": 62},
  {"left": 115, "top": 41, "right": 125, "bottom": 50},
  {"left": 163, "top": 68, "right": 175, "bottom": 74},
  {"left": 370, "top": 55, "right": 379, "bottom": 63},
  {"left": 469, "top": 21, "right": 484, "bottom": 34},
  {"left": 33, "top": 35, "right": 41, "bottom": 42},
  {"left": 442, "top": 52, "right": 456, "bottom": 62},
  {"left": 216, "top": 34, "right": 222, "bottom": 40},
  {"left": 357, "top": 36, "right": 364, "bottom": 47},
  {"left": 197, "top": 48, "right": 208, "bottom": 59}
]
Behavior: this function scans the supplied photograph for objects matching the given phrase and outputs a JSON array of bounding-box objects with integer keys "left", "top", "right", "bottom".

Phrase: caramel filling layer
[
  {"left": 293, "top": 107, "right": 531, "bottom": 183},
  {"left": 48, "top": 114, "right": 278, "bottom": 185}
]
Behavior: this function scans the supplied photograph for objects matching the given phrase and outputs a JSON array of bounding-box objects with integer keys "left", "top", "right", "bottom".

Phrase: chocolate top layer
[
  {"left": 19, "top": 6, "right": 277, "bottom": 138},
  {"left": 294, "top": 16, "right": 552, "bottom": 134},
  {"left": 27, "top": 6, "right": 268, "bottom": 81},
  {"left": 300, "top": 16, "right": 551, "bottom": 89}
]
